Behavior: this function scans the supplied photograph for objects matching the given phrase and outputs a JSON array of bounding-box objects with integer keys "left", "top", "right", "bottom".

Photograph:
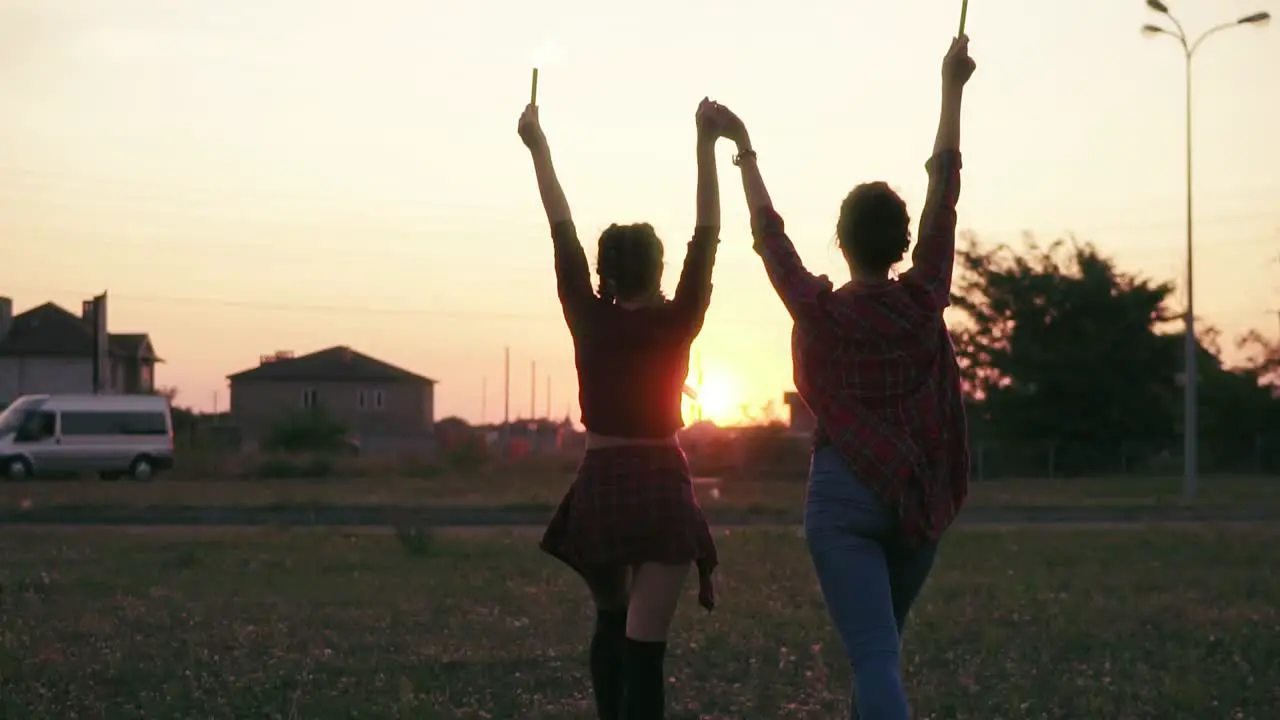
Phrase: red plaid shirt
[{"left": 751, "top": 150, "right": 969, "bottom": 543}]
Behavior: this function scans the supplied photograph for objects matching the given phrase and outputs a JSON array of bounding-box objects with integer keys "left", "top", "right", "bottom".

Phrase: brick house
[
  {"left": 0, "top": 294, "right": 160, "bottom": 405},
  {"left": 227, "top": 346, "right": 437, "bottom": 456}
]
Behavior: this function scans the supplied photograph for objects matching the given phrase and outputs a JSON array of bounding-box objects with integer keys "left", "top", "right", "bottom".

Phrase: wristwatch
[{"left": 732, "top": 148, "right": 757, "bottom": 167}]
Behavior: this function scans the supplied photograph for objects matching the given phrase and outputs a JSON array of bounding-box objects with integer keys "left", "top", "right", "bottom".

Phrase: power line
[
  {"left": 0, "top": 285, "right": 553, "bottom": 321},
  {"left": 9, "top": 161, "right": 1278, "bottom": 209},
  {"left": 3, "top": 165, "right": 1279, "bottom": 250},
  {"left": 0, "top": 283, "right": 1269, "bottom": 327},
  {"left": 3, "top": 211, "right": 1275, "bottom": 275}
]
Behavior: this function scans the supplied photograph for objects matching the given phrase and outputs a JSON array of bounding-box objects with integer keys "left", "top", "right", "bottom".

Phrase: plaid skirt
[{"left": 540, "top": 445, "right": 719, "bottom": 610}]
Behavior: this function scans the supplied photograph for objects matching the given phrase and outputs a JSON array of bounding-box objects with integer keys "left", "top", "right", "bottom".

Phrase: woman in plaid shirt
[
  {"left": 518, "top": 98, "right": 726, "bottom": 719},
  {"left": 713, "top": 37, "right": 977, "bottom": 719}
]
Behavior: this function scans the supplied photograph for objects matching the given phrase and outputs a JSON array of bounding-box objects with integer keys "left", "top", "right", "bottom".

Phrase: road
[{"left": 1, "top": 504, "right": 1278, "bottom": 528}]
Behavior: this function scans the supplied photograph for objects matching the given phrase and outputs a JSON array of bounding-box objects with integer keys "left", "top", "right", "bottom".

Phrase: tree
[
  {"left": 1236, "top": 330, "right": 1280, "bottom": 391},
  {"left": 952, "top": 234, "right": 1180, "bottom": 456},
  {"left": 951, "top": 233, "right": 1280, "bottom": 474},
  {"left": 154, "top": 386, "right": 198, "bottom": 438}
]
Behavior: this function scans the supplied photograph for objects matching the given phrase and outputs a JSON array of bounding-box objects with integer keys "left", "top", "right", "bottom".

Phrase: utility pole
[
  {"left": 481, "top": 376, "right": 487, "bottom": 424},
  {"left": 696, "top": 353, "right": 704, "bottom": 422},
  {"left": 502, "top": 348, "right": 510, "bottom": 456},
  {"left": 546, "top": 375, "right": 551, "bottom": 419},
  {"left": 530, "top": 361, "right": 536, "bottom": 419},
  {"left": 1140, "top": 1, "right": 1272, "bottom": 504}
]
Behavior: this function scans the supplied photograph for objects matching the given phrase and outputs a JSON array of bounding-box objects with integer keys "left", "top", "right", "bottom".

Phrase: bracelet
[{"left": 732, "top": 149, "right": 757, "bottom": 166}]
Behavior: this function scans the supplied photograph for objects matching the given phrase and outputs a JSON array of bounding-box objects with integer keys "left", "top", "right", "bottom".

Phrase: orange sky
[{"left": 1, "top": 0, "right": 1276, "bottom": 426}]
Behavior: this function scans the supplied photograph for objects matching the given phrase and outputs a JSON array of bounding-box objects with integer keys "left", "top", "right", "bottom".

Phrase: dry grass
[{"left": 1, "top": 526, "right": 1276, "bottom": 718}]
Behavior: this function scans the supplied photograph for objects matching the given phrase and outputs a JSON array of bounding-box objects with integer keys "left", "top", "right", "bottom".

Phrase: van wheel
[
  {"left": 4, "top": 457, "right": 33, "bottom": 481},
  {"left": 129, "top": 456, "right": 155, "bottom": 481}
]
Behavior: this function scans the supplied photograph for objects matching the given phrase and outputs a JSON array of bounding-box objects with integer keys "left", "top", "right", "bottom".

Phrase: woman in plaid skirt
[{"left": 517, "top": 98, "right": 725, "bottom": 720}]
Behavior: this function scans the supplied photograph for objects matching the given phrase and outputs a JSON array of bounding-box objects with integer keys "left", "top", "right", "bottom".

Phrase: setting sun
[{"left": 684, "top": 370, "right": 743, "bottom": 427}]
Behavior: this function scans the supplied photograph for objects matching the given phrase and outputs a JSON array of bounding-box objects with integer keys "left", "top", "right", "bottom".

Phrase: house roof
[
  {"left": 0, "top": 303, "right": 160, "bottom": 360},
  {"left": 109, "top": 333, "right": 152, "bottom": 358},
  {"left": 0, "top": 303, "right": 93, "bottom": 356},
  {"left": 227, "top": 345, "right": 436, "bottom": 384}
]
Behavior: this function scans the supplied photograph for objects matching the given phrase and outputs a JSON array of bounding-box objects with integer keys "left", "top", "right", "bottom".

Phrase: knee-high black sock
[
  {"left": 590, "top": 610, "right": 628, "bottom": 719},
  {"left": 621, "top": 637, "right": 667, "bottom": 720}
]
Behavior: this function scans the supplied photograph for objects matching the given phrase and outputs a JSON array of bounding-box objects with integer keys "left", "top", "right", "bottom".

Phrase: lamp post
[{"left": 1140, "top": 1, "right": 1270, "bottom": 502}]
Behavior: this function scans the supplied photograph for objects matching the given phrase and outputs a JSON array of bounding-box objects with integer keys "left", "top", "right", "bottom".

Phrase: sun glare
[{"left": 688, "top": 373, "right": 741, "bottom": 426}]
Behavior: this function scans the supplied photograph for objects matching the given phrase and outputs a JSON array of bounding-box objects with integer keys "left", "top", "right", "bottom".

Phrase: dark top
[
  {"left": 751, "top": 150, "right": 969, "bottom": 544},
  {"left": 551, "top": 221, "right": 720, "bottom": 438}
]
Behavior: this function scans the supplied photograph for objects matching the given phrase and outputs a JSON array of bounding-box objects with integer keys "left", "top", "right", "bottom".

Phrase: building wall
[
  {"left": 784, "top": 392, "right": 817, "bottom": 436},
  {"left": 0, "top": 297, "right": 13, "bottom": 342},
  {"left": 0, "top": 356, "right": 147, "bottom": 405},
  {"left": 118, "top": 358, "right": 156, "bottom": 394},
  {"left": 230, "top": 378, "right": 435, "bottom": 448},
  {"left": 0, "top": 357, "right": 94, "bottom": 405}
]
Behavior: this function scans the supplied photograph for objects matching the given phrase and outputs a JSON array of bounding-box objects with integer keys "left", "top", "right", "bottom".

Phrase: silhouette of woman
[
  {"left": 518, "top": 98, "right": 725, "bottom": 720},
  {"left": 712, "top": 37, "right": 977, "bottom": 720}
]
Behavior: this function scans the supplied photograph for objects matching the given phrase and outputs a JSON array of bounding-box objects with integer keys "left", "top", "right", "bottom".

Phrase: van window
[
  {"left": 60, "top": 411, "right": 169, "bottom": 436},
  {"left": 15, "top": 411, "right": 57, "bottom": 442},
  {"left": 0, "top": 397, "right": 42, "bottom": 436}
]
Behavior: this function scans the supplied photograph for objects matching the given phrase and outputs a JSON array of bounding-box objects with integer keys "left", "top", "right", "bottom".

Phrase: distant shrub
[
  {"left": 734, "top": 425, "right": 810, "bottom": 481},
  {"left": 391, "top": 513, "right": 436, "bottom": 557},
  {"left": 263, "top": 408, "right": 350, "bottom": 455},
  {"left": 255, "top": 454, "right": 335, "bottom": 479},
  {"left": 444, "top": 439, "right": 488, "bottom": 475}
]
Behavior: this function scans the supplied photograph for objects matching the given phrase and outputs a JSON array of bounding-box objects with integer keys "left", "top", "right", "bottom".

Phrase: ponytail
[{"left": 596, "top": 223, "right": 665, "bottom": 304}]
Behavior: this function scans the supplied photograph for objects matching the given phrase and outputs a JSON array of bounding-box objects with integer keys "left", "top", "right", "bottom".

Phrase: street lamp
[{"left": 1141, "top": 1, "right": 1270, "bottom": 502}]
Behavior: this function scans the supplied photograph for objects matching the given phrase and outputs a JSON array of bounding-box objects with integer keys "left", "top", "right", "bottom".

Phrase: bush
[
  {"left": 263, "top": 409, "right": 349, "bottom": 455},
  {"left": 389, "top": 510, "right": 436, "bottom": 557},
  {"left": 254, "top": 455, "right": 335, "bottom": 479},
  {"left": 444, "top": 439, "right": 488, "bottom": 475},
  {"left": 732, "top": 425, "right": 810, "bottom": 482}
]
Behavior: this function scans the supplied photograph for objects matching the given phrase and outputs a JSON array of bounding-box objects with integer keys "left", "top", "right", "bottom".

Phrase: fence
[
  {"left": 168, "top": 417, "right": 1280, "bottom": 482},
  {"left": 725, "top": 430, "right": 1280, "bottom": 481},
  {"left": 970, "top": 436, "right": 1280, "bottom": 480}
]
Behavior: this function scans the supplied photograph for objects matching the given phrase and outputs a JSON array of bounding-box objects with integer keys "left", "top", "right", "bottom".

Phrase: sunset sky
[{"left": 1, "top": 0, "right": 1276, "bottom": 426}]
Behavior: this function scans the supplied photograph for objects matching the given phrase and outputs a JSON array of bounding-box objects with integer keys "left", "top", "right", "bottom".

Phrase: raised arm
[
  {"left": 673, "top": 99, "right": 724, "bottom": 334},
  {"left": 519, "top": 104, "right": 593, "bottom": 325},
  {"left": 906, "top": 36, "right": 975, "bottom": 309},
  {"left": 715, "top": 106, "right": 837, "bottom": 327}
]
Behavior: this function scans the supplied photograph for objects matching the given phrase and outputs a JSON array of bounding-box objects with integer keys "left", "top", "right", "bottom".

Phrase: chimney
[
  {"left": 84, "top": 293, "right": 108, "bottom": 393},
  {"left": 0, "top": 296, "right": 12, "bottom": 343},
  {"left": 259, "top": 350, "right": 294, "bottom": 365}
]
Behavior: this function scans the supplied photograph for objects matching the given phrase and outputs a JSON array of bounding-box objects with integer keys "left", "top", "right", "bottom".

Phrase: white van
[{"left": 0, "top": 394, "right": 175, "bottom": 481}]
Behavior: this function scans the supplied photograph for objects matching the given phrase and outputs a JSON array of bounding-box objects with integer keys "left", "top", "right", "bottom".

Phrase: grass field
[
  {"left": 1, "top": 526, "right": 1276, "bottom": 718},
  {"left": 3, "top": 473, "right": 1280, "bottom": 514}
]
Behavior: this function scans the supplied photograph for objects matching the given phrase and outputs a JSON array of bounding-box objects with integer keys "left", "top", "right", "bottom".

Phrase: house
[
  {"left": 482, "top": 417, "right": 582, "bottom": 458},
  {"left": 0, "top": 294, "right": 161, "bottom": 405},
  {"left": 783, "top": 391, "right": 816, "bottom": 436},
  {"left": 227, "top": 346, "right": 437, "bottom": 456}
]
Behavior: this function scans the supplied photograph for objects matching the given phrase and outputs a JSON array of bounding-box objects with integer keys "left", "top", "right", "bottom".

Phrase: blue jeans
[{"left": 804, "top": 446, "right": 939, "bottom": 720}]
